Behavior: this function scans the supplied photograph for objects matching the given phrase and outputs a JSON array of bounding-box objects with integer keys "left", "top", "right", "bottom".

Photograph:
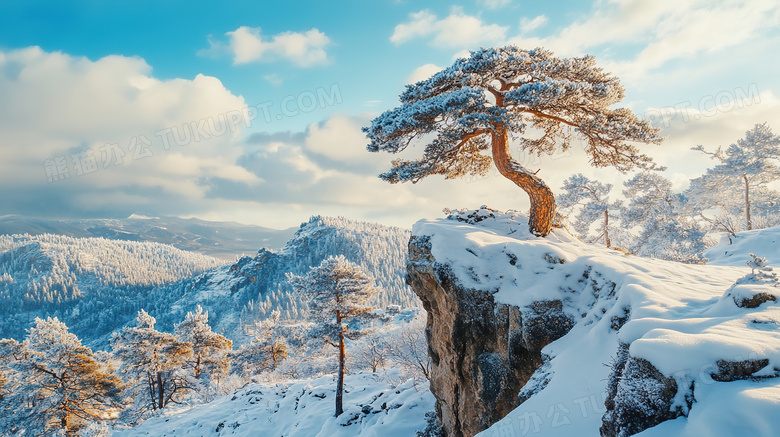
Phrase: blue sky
[{"left": 1, "top": 0, "right": 779, "bottom": 229}]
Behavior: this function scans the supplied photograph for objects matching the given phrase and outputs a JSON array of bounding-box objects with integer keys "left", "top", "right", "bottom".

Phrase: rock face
[
  {"left": 407, "top": 235, "right": 574, "bottom": 437},
  {"left": 600, "top": 343, "right": 692, "bottom": 437}
]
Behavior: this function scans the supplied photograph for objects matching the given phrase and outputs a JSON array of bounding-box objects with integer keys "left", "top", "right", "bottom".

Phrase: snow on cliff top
[{"left": 413, "top": 207, "right": 780, "bottom": 437}]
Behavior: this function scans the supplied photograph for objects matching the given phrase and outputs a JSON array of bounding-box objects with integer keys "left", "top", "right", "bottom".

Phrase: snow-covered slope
[
  {"left": 0, "top": 234, "right": 224, "bottom": 344},
  {"left": 705, "top": 225, "right": 780, "bottom": 267},
  {"left": 113, "top": 371, "right": 434, "bottom": 437},
  {"left": 412, "top": 208, "right": 780, "bottom": 436},
  {"left": 0, "top": 215, "right": 418, "bottom": 349},
  {"left": 151, "top": 215, "right": 419, "bottom": 344}
]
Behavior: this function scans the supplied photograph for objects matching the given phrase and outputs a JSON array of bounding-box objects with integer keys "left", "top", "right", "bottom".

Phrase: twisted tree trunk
[{"left": 491, "top": 129, "right": 557, "bottom": 237}]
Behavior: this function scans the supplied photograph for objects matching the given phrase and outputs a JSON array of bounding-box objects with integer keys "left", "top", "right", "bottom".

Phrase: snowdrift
[
  {"left": 113, "top": 371, "right": 434, "bottom": 437},
  {"left": 705, "top": 224, "right": 780, "bottom": 267}
]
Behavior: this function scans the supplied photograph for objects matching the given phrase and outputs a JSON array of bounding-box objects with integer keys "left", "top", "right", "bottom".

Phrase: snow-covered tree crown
[
  {"left": 688, "top": 123, "right": 780, "bottom": 230},
  {"left": 557, "top": 174, "right": 617, "bottom": 243},
  {"left": 364, "top": 46, "right": 664, "bottom": 183},
  {"left": 692, "top": 123, "right": 780, "bottom": 184},
  {"left": 287, "top": 255, "right": 378, "bottom": 320}
]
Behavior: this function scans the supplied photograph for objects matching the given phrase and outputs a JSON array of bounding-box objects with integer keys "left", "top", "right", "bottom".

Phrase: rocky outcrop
[
  {"left": 601, "top": 346, "right": 778, "bottom": 436},
  {"left": 407, "top": 235, "right": 573, "bottom": 437},
  {"left": 600, "top": 344, "right": 693, "bottom": 437},
  {"left": 733, "top": 292, "right": 777, "bottom": 308}
]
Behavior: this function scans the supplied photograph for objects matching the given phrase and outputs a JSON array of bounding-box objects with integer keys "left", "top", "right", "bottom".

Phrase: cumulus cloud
[
  {"left": 519, "top": 15, "right": 547, "bottom": 34},
  {"left": 304, "top": 114, "right": 381, "bottom": 166},
  {"left": 509, "top": 0, "right": 780, "bottom": 83},
  {"left": 406, "top": 64, "right": 443, "bottom": 84},
  {"left": 391, "top": 8, "right": 508, "bottom": 48},
  {"left": 201, "top": 26, "right": 331, "bottom": 67},
  {"left": 0, "top": 46, "right": 259, "bottom": 218}
]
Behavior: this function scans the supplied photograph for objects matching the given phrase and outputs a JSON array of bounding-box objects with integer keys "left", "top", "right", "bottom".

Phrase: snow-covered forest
[
  {"left": 0, "top": 216, "right": 418, "bottom": 349},
  {"left": 557, "top": 123, "right": 780, "bottom": 263},
  {"left": 0, "top": 215, "right": 428, "bottom": 435}
]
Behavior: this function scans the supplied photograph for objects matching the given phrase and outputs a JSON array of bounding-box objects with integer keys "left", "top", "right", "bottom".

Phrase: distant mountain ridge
[
  {"left": 0, "top": 215, "right": 297, "bottom": 260},
  {"left": 152, "top": 215, "right": 419, "bottom": 344},
  {"left": 0, "top": 215, "right": 419, "bottom": 349},
  {"left": 0, "top": 233, "right": 225, "bottom": 344}
]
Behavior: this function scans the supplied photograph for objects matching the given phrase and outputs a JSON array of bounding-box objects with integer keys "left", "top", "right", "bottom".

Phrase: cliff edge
[{"left": 408, "top": 207, "right": 780, "bottom": 437}]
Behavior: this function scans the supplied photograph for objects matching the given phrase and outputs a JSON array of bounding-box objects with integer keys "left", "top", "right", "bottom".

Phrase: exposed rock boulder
[
  {"left": 733, "top": 292, "right": 777, "bottom": 308},
  {"left": 710, "top": 358, "right": 774, "bottom": 382},
  {"left": 601, "top": 344, "right": 693, "bottom": 437}
]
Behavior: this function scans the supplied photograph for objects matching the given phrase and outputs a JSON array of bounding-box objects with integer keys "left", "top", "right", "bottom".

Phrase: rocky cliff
[
  {"left": 408, "top": 233, "right": 573, "bottom": 436},
  {"left": 408, "top": 207, "right": 780, "bottom": 437}
]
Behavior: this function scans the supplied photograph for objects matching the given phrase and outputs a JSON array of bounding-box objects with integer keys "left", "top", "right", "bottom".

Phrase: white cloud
[
  {"left": 509, "top": 0, "right": 780, "bottom": 79},
  {"left": 263, "top": 73, "right": 283, "bottom": 85},
  {"left": 391, "top": 9, "right": 508, "bottom": 48},
  {"left": 202, "top": 26, "right": 331, "bottom": 67},
  {"left": 406, "top": 64, "right": 443, "bottom": 84},
  {"left": 519, "top": 15, "right": 547, "bottom": 34},
  {"left": 479, "top": 0, "right": 512, "bottom": 10},
  {"left": 304, "top": 114, "right": 372, "bottom": 163},
  {"left": 390, "top": 11, "right": 437, "bottom": 45},
  {"left": 0, "top": 46, "right": 259, "bottom": 217},
  {"left": 643, "top": 89, "right": 780, "bottom": 178}
]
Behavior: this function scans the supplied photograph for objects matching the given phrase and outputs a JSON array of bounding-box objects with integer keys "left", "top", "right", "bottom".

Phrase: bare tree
[
  {"left": 386, "top": 317, "right": 430, "bottom": 382},
  {"left": 557, "top": 173, "right": 618, "bottom": 247},
  {"left": 354, "top": 333, "right": 387, "bottom": 373}
]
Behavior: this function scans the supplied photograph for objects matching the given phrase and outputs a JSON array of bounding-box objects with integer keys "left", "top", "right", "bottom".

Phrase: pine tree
[
  {"left": 174, "top": 306, "right": 232, "bottom": 383},
  {"left": 365, "top": 46, "right": 662, "bottom": 237},
  {"left": 287, "top": 255, "right": 379, "bottom": 417},
  {"left": 622, "top": 172, "right": 708, "bottom": 263},
  {"left": 557, "top": 174, "right": 618, "bottom": 247},
  {"left": 234, "top": 310, "right": 289, "bottom": 376},
  {"left": 0, "top": 318, "right": 122, "bottom": 436},
  {"left": 111, "top": 310, "right": 192, "bottom": 411},
  {"left": 690, "top": 123, "right": 780, "bottom": 231}
]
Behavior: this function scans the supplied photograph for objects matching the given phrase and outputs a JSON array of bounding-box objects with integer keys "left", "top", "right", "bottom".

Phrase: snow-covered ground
[
  {"left": 413, "top": 208, "right": 780, "bottom": 436},
  {"left": 113, "top": 370, "right": 434, "bottom": 437},
  {"left": 107, "top": 216, "right": 780, "bottom": 437},
  {"left": 705, "top": 226, "right": 780, "bottom": 267}
]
